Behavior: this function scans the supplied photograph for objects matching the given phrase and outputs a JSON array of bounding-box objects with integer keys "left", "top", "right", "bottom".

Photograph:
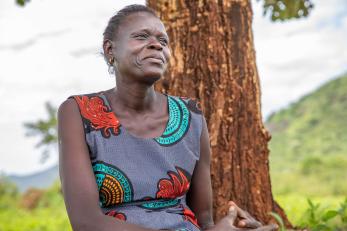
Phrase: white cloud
[{"left": 252, "top": 0, "right": 347, "bottom": 118}]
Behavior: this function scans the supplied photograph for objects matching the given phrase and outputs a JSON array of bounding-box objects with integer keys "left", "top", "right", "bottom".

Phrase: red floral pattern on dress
[
  {"left": 74, "top": 95, "right": 120, "bottom": 137},
  {"left": 105, "top": 210, "right": 126, "bottom": 220},
  {"left": 156, "top": 167, "right": 190, "bottom": 199},
  {"left": 182, "top": 206, "right": 200, "bottom": 227}
]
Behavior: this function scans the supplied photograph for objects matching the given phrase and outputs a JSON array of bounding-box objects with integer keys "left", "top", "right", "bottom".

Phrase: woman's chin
[
  {"left": 135, "top": 71, "right": 162, "bottom": 85},
  {"left": 142, "top": 68, "right": 164, "bottom": 81}
]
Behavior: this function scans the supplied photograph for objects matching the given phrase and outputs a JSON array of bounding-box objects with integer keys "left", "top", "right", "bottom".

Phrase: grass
[{"left": 275, "top": 194, "right": 345, "bottom": 225}]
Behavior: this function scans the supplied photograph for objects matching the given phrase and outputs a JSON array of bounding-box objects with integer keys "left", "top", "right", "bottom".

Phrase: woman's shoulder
[
  {"left": 167, "top": 94, "right": 203, "bottom": 115},
  {"left": 58, "top": 90, "right": 117, "bottom": 136},
  {"left": 59, "top": 91, "right": 106, "bottom": 116},
  {"left": 66, "top": 90, "right": 104, "bottom": 100},
  {"left": 61, "top": 91, "right": 106, "bottom": 108}
]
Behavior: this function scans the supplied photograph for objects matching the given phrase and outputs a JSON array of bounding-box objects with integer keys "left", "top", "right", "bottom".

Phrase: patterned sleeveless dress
[{"left": 68, "top": 91, "right": 204, "bottom": 231}]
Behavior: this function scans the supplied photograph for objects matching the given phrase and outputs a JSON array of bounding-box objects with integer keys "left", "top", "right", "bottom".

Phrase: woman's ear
[{"left": 103, "top": 39, "right": 114, "bottom": 61}]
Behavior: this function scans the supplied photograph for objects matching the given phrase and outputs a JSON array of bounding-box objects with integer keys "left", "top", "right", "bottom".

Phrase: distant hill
[
  {"left": 266, "top": 73, "right": 347, "bottom": 196},
  {"left": 7, "top": 164, "right": 59, "bottom": 193}
]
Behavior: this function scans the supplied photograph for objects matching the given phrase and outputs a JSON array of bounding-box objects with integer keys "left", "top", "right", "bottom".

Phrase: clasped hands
[{"left": 211, "top": 201, "right": 278, "bottom": 231}]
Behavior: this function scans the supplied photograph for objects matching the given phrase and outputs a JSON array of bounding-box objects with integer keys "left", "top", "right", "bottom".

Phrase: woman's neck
[{"left": 111, "top": 78, "right": 159, "bottom": 113}]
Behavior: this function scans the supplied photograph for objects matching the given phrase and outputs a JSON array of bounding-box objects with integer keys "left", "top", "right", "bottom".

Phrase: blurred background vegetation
[{"left": 267, "top": 73, "right": 347, "bottom": 230}]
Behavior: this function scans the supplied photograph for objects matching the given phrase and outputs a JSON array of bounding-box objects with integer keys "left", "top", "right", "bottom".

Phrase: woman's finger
[
  {"left": 226, "top": 206, "right": 238, "bottom": 226},
  {"left": 238, "top": 218, "right": 262, "bottom": 228},
  {"left": 254, "top": 224, "right": 279, "bottom": 231},
  {"left": 228, "top": 201, "right": 251, "bottom": 219},
  {"left": 228, "top": 201, "right": 265, "bottom": 229}
]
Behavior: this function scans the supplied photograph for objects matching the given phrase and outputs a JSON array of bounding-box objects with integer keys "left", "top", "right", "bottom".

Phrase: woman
[{"left": 58, "top": 4, "right": 278, "bottom": 231}]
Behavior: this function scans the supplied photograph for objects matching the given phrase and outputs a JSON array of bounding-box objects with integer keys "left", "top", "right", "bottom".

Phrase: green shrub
[{"left": 297, "top": 198, "right": 347, "bottom": 231}]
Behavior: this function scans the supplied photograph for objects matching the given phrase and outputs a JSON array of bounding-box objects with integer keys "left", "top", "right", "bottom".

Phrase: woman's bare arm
[
  {"left": 186, "top": 116, "right": 215, "bottom": 230},
  {"left": 58, "top": 98, "right": 156, "bottom": 231}
]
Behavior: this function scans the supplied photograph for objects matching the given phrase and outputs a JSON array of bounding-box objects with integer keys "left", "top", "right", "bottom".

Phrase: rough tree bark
[{"left": 147, "top": 0, "right": 292, "bottom": 227}]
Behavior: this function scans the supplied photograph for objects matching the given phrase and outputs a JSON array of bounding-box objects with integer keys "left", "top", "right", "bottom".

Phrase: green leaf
[
  {"left": 315, "top": 223, "right": 332, "bottom": 231},
  {"left": 269, "top": 212, "right": 286, "bottom": 231},
  {"left": 16, "top": 0, "right": 30, "bottom": 6},
  {"left": 322, "top": 210, "right": 338, "bottom": 222},
  {"left": 23, "top": 101, "right": 58, "bottom": 162},
  {"left": 308, "top": 198, "right": 315, "bottom": 208},
  {"left": 258, "top": 0, "right": 314, "bottom": 21}
]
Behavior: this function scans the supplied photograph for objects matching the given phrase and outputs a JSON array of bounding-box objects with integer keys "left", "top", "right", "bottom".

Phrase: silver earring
[
  {"left": 108, "top": 58, "right": 114, "bottom": 75},
  {"left": 109, "top": 57, "right": 114, "bottom": 65}
]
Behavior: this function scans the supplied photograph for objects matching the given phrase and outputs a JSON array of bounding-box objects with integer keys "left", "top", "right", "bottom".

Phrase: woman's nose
[{"left": 147, "top": 38, "right": 163, "bottom": 50}]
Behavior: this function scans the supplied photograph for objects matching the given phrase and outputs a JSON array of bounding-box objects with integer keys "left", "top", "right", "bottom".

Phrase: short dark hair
[
  {"left": 102, "top": 4, "right": 158, "bottom": 73},
  {"left": 103, "top": 4, "right": 158, "bottom": 43}
]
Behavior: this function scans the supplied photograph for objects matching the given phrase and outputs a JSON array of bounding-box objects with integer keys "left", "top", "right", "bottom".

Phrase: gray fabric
[{"left": 69, "top": 92, "right": 203, "bottom": 231}]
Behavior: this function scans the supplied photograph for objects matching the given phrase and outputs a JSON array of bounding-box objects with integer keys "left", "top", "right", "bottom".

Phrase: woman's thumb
[{"left": 226, "top": 206, "right": 237, "bottom": 225}]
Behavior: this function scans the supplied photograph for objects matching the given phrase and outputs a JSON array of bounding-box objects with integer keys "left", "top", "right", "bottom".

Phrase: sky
[{"left": 0, "top": 0, "right": 346, "bottom": 176}]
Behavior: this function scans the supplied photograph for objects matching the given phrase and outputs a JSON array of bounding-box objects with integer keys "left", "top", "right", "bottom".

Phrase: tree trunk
[{"left": 147, "top": 0, "right": 292, "bottom": 227}]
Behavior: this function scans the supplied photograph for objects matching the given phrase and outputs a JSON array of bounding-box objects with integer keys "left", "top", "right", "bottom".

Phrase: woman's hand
[
  {"left": 212, "top": 201, "right": 278, "bottom": 231},
  {"left": 228, "top": 201, "right": 262, "bottom": 229}
]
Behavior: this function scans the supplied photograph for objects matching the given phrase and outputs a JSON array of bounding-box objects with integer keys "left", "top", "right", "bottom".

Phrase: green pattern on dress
[
  {"left": 154, "top": 96, "right": 191, "bottom": 146},
  {"left": 140, "top": 198, "right": 180, "bottom": 209}
]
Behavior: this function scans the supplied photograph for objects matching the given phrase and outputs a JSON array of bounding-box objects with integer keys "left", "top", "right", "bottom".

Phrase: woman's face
[{"left": 110, "top": 12, "right": 171, "bottom": 83}]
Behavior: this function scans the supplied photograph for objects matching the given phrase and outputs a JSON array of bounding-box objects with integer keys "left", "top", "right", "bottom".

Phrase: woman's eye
[
  {"left": 135, "top": 34, "right": 149, "bottom": 39},
  {"left": 159, "top": 38, "right": 168, "bottom": 46}
]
